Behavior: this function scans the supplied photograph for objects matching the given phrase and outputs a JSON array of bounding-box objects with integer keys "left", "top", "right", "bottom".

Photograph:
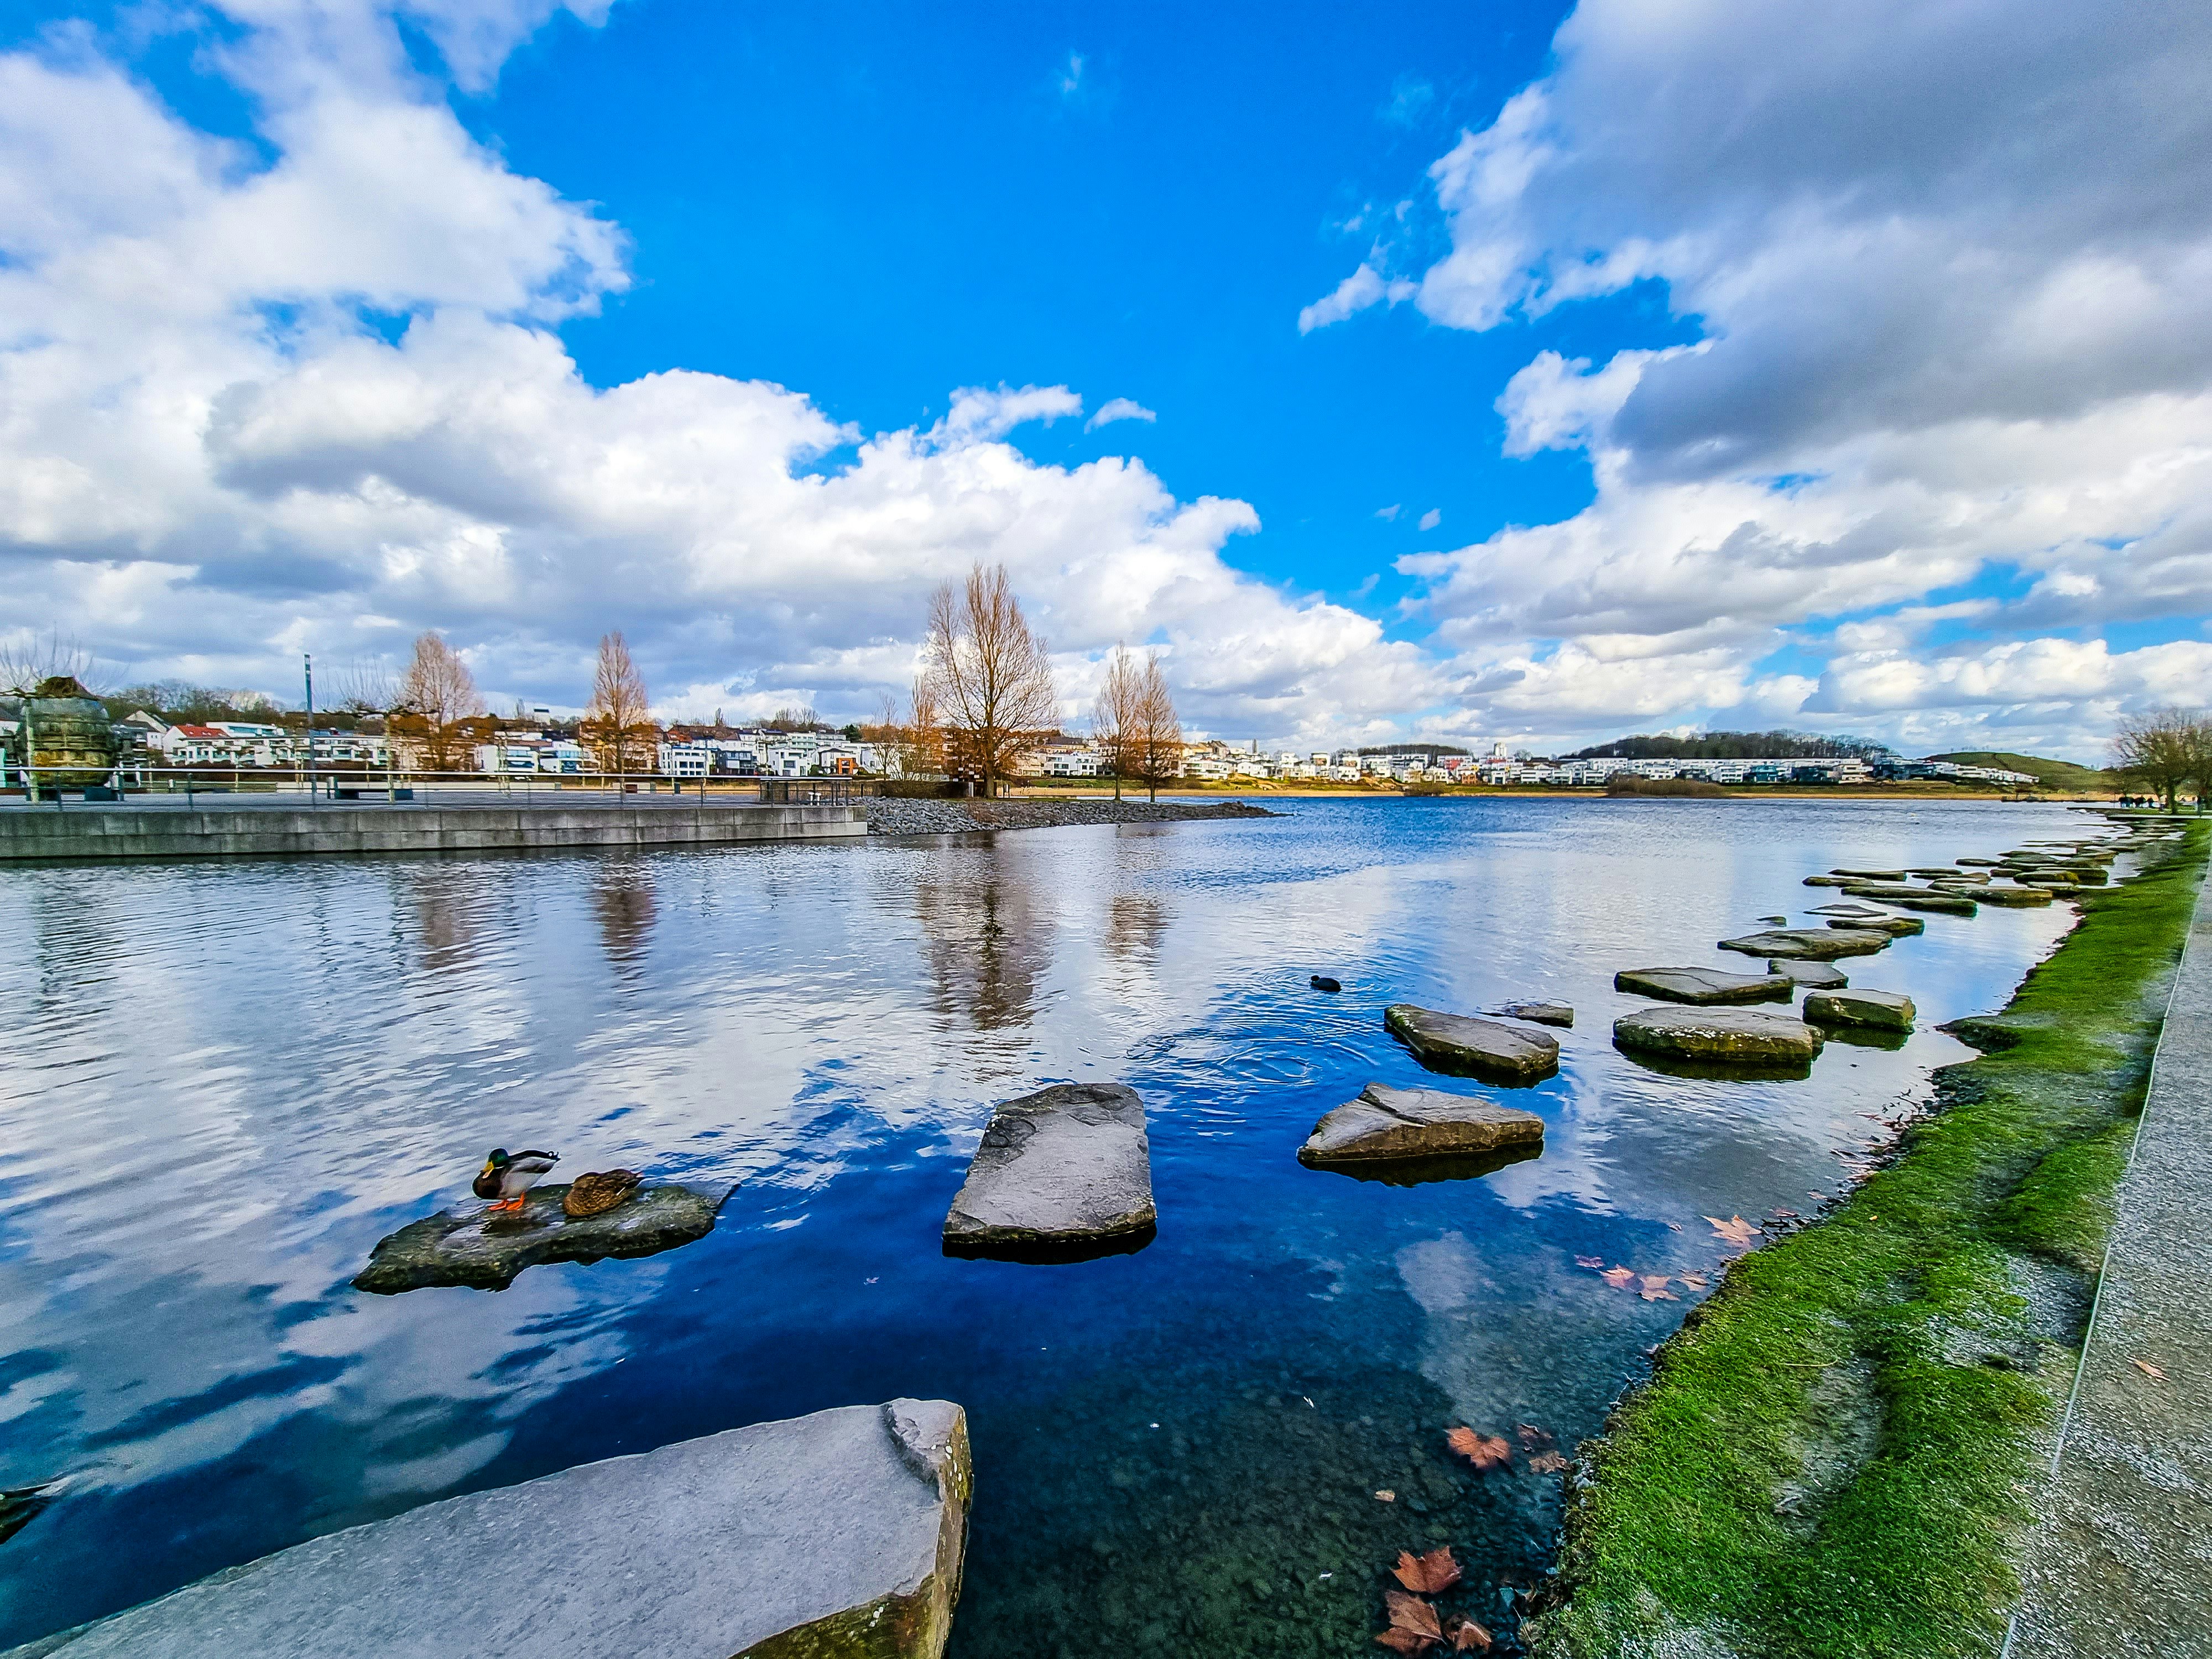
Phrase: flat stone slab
[
  {"left": 1956, "top": 857, "right": 2002, "bottom": 867},
  {"left": 1613, "top": 1006, "right": 1824, "bottom": 1065},
  {"left": 1297, "top": 1082, "right": 1544, "bottom": 1168},
  {"left": 942, "top": 1083, "right": 1155, "bottom": 1253},
  {"left": 1496, "top": 1000, "right": 1574, "bottom": 1028},
  {"left": 1807, "top": 902, "right": 1890, "bottom": 917},
  {"left": 1828, "top": 914, "right": 1924, "bottom": 937},
  {"left": 1384, "top": 1004, "right": 1561, "bottom": 1085},
  {"left": 353, "top": 1184, "right": 733, "bottom": 1293},
  {"left": 1803, "top": 988, "right": 1916, "bottom": 1031},
  {"left": 1830, "top": 868, "right": 1907, "bottom": 879},
  {"left": 1837, "top": 883, "right": 1979, "bottom": 915},
  {"left": 1719, "top": 927, "right": 1893, "bottom": 960},
  {"left": 1942, "top": 881, "right": 2052, "bottom": 907},
  {"left": 1768, "top": 958, "right": 1849, "bottom": 988},
  {"left": 15, "top": 1399, "right": 971, "bottom": 1659},
  {"left": 1802, "top": 874, "right": 1856, "bottom": 886},
  {"left": 1613, "top": 966, "right": 1792, "bottom": 1005}
]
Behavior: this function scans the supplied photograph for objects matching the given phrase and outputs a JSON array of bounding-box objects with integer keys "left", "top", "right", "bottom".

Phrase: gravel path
[{"left": 862, "top": 796, "right": 1277, "bottom": 836}]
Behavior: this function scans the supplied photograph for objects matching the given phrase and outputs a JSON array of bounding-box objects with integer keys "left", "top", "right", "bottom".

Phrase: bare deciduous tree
[
  {"left": 0, "top": 630, "right": 103, "bottom": 698},
  {"left": 398, "top": 632, "right": 485, "bottom": 769},
  {"left": 1128, "top": 653, "right": 1182, "bottom": 803},
  {"left": 2111, "top": 707, "right": 2209, "bottom": 812},
  {"left": 1094, "top": 643, "right": 1145, "bottom": 801},
  {"left": 921, "top": 563, "right": 1057, "bottom": 796},
  {"left": 582, "top": 630, "right": 654, "bottom": 777}
]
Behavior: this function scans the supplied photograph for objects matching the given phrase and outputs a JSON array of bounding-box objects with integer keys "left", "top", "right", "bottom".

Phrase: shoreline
[
  {"left": 1011, "top": 784, "right": 2125, "bottom": 804},
  {"left": 1527, "top": 822, "right": 2209, "bottom": 1657}
]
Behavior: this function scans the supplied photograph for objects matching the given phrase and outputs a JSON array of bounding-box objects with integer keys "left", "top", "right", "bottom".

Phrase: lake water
[{"left": 0, "top": 797, "right": 2096, "bottom": 1653}]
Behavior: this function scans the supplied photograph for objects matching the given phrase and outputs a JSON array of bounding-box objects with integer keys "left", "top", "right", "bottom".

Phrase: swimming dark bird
[
  {"left": 1310, "top": 975, "right": 1343, "bottom": 993},
  {"left": 473, "top": 1148, "right": 559, "bottom": 1212}
]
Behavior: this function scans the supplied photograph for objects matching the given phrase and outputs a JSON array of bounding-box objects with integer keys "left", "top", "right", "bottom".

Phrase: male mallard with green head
[{"left": 473, "top": 1148, "right": 559, "bottom": 1212}]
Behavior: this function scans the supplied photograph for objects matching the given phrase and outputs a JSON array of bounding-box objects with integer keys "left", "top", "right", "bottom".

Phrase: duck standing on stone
[{"left": 473, "top": 1148, "right": 559, "bottom": 1212}]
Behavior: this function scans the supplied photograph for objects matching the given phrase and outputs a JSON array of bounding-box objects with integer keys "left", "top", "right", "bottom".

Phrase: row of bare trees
[
  {"left": 337, "top": 630, "right": 652, "bottom": 773},
  {"left": 2111, "top": 707, "right": 2212, "bottom": 811}
]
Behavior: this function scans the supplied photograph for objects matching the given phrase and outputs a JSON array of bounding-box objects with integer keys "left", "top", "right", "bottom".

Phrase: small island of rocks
[{"left": 354, "top": 1182, "right": 734, "bottom": 1294}]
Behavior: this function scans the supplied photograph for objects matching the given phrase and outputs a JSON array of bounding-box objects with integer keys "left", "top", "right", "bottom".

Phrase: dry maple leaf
[
  {"left": 1374, "top": 1629, "right": 1432, "bottom": 1654},
  {"left": 1516, "top": 1422, "right": 1554, "bottom": 1448},
  {"left": 1678, "top": 1274, "right": 1708, "bottom": 1290},
  {"left": 1526, "top": 1450, "right": 1569, "bottom": 1474},
  {"left": 1599, "top": 1265, "right": 1637, "bottom": 1289},
  {"left": 1446, "top": 1426, "right": 1512, "bottom": 1469},
  {"left": 2132, "top": 1359, "right": 2167, "bottom": 1380},
  {"left": 1385, "top": 1589, "right": 1444, "bottom": 1640},
  {"left": 1641, "top": 1286, "right": 1679, "bottom": 1302},
  {"left": 1640, "top": 1274, "right": 1671, "bottom": 1293},
  {"left": 1574, "top": 1254, "right": 1606, "bottom": 1269},
  {"left": 1453, "top": 1616, "right": 1494, "bottom": 1651},
  {"left": 1393, "top": 1547, "right": 1462, "bottom": 1595},
  {"left": 1705, "top": 1215, "right": 1761, "bottom": 1247}
]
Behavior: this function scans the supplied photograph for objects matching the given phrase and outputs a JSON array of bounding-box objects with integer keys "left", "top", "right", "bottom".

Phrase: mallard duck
[
  {"left": 473, "top": 1148, "right": 559, "bottom": 1212},
  {"left": 564, "top": 1168, "right": 642, "bottom": 1218}
]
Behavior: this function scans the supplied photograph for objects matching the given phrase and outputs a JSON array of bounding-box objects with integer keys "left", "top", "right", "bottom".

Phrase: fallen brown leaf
[
  {"left": 1375, "top": 1489, "right": 1397, "bottom": 1502},
  {"left": 1385, "top": 1589, "right": 1444, "bottom": 1640},
  {"left": 1394, "top": 1547, "right": 1461, "bottom": 1595},
  {"left": 1516, "top": 1422, "right": 1554, "bottom": 1448},
  {"left": 1446, "top": 1426, "right": 1512, "bottom": 1470},
  {"left": 1678, "top": 1274, "right": 1708, "bottom": 1290},
  {"left": 1705, "top": 1214, "right": 1761, "bottom": 1247},
  {"left": 1526, "top": 1450, "right": 1569, "bottom": 1474},
  {"left": 1374, "top": 1629, "right": 1432, "bottom": 1653},
  {"left": 1453, "top": 1616, "right": 1494, "bottom": 1651},
  {"left": 1574, "top": 1254, "right": 1605, "bottom": 1269},
  {"left": 1600, "top": 1265, "right": 1637, "bottom": 1289},
  {"left": 2132, "top": 1359, "right": 2166, "bottom": 1380},
  {"left": 1639, "top": 1274, "right": 1671, "bottom": 1293}
]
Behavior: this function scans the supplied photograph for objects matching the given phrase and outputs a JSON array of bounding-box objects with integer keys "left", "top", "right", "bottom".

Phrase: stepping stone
[
  {"left": 25, "top": 1399, "right": 973, "bottom": 1659},
  {"left": 1942, "top": 882, "right": 2051, "bottom": 907},
  {"left": 1830, "top": 868, "right": 1907, "bottom": 879},
  {"left": 2013, "top": 874, "right": 2081, "bottom": 894},
  {"left": 1496, "top": 1000, "right": 1574, "bottom": 1027},
  {"left": 1613, "top": 1006, "right": 1824, "bottom": 1065},
  {"left": 1829, "top": 914, "right": 1923, "bottom": 937},
  {"left": 1614, "top": 966, "right": 1792, "bottom": 1005},
  {"left": 1838, "top": 883, "right": 1979, "bottom": 915},
  {"left": 1803, "top": 989, "right": 1916, "bottom": 1032},
  {"left": 354, "top": 1183, "right": 734, "bottom": 1293},
  {"left": 1808, "top": 902, "right": 1888, "bottom": 917},
  {"left": 1297, "top": 1082, "right": 1544, "bottom": 1168},
  {"left": 1905, "top": 868, "right": 1958, "bottom": 878},
  {"left": 1384, "top": 1004, "right": 1561, "bottom": 1085},
  {"left": 1719, "top": 927, "right": 1893, "bottom": 960},
  {"left": 1768, "top": 958, "right": 1849, "bottom": 988},
  {"left": 1802, "top": 875, "right": 1856, "bottom": 886},
  {"left": 942, "top": 1083, "right": 1156, "bottom": 1254},
  {"left": 1955, "top": 857, "right": 2002, "bottom": 867}
]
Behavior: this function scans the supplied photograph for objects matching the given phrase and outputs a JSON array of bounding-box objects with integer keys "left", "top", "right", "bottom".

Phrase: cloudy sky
[{"left": 3, "top": 0, "right": 2205, "bottom": 758}]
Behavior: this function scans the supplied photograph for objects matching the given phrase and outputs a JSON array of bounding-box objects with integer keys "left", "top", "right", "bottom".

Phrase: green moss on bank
[{"left": 1532, "top": 826, "right": 2208, "bottom": 1659}]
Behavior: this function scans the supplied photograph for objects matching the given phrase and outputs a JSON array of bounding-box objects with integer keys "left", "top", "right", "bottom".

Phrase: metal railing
[{"left": 1, "top": 764, "right": 881, "bottom": 808}]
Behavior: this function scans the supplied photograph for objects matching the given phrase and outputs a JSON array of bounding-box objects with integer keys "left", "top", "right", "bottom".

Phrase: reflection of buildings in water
[
  {"left": 911, "top": 854, "right": 1052, "bottom": 1034},
  {"left": 591, "top": 862, "right": 658, "bottom": 966},
  {"left": 1104, "top": 893, "right": 1168, "bottom": 961}
]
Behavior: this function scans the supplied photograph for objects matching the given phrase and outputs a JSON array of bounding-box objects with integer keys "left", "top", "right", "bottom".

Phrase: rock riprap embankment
[
  {"left": 1719, "top": 927, "right": 1893, "bottom": 960},
  {"left": 1768, "top": 958, "right": 1849, "bottom": 988},
  {"left": 1297, "top": 1082, "right": 1544, "bottom": 1168},
  {"left": 1613, "top": 1006, "right": 1825, "bottom": 1066},
  {"left": 1383, "top": 1004, "right": 1561, "bottom": 1084},
  {"left": 1613, "top": 967, "right": 1792, "bottom": 1005},
  {"left": 353, "top": 1183, "right": 732, "bottom": 1293},
  {"left": 20, "top": 1399, "right": 972, "bottom": 1659},
  {"left": 1803, "top": 989, "right": 1916, "bottom": 1032},
  {"left": 942, "top": 1083, "right": 1156, "bottom": 1255},
  {"left": 864, "top": 797, "right": 1276, "bottom": 836}
]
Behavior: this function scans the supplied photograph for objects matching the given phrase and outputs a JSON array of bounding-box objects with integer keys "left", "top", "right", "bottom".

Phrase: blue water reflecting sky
[{"left": 0, "top": 799, "right": 2097, "bottom": 1650}]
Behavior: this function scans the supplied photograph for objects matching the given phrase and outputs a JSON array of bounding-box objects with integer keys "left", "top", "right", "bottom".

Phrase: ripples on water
[{"left": 0, "top": 799, "right": 2096, "bottom": 1651}]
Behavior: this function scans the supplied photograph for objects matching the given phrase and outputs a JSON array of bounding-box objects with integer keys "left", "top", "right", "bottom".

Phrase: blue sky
[{"left": 0, "top": 0, "right": 2206, "bottom": 759}]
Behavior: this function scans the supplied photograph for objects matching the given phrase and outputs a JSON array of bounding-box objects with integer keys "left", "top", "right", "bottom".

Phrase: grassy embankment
[{"left": 1531, "top": 825, "right": 2209, "bottom": 1659}]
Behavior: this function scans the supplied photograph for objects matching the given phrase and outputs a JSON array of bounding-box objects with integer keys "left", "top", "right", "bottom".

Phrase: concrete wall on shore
[{"left": 0, "top": 802, "right": 865, "bottom": 862}]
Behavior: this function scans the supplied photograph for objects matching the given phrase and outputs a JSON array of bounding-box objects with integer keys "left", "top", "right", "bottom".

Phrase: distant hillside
[
  {"left": 1927, "top": 751, "right": 2114, "bottom": 791},
  {"left": 1571, "top": 729, "right": 1891, "bottom": 761}
]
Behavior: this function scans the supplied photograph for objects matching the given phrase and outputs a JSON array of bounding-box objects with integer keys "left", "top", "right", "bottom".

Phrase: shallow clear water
[{"left": 0, "top": 797, "right": 2096, "bottom": 1651}]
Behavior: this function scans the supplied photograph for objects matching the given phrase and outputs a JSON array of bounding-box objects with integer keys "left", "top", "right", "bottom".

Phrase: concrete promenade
[
  {"left": 0, "top": 795, "right": 864, "bottom": 860},
  {"left": 2008, "top": 861, "right": 2212, "bottom": 1657}
]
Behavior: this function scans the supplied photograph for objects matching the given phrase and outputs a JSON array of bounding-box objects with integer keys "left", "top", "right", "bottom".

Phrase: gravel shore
[{"left": 862, "top": 796, "right": 1279, "bottom": 836}]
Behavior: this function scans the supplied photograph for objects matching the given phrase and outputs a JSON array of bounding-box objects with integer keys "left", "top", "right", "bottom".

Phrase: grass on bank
[{"left": 1531, "top": 826, "right": 2209, "bottom": 1659}]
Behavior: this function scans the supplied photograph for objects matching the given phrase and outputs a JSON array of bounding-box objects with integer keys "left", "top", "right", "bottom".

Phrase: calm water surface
[{"left": 0, "top": 799, "right": 2101, "bottom": 1651}]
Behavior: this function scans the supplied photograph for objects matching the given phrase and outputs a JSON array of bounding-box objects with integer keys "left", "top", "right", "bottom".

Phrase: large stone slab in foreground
[
  {"left": 1719, "top": 927, "right": 1893, "bottom": 960},
  {"left": 1384, "top": 1004, "right": 1561, "bottom": 1085},
  {"left": 353, "top": 1183, "right": 734, "bottom": 1293},
  {"left": 1614, "top": 966, "right": 1791, "bottom": 1005},
  {"left": 1298, "top": 1082, "right": 1544, "bottom": 1168},
  {"left": 1614, "top": 1006, "right": 1825, "bottom": 1066},
  {"left": 17, "top": 1399, "right": 972, "bottom": 1659},
  {"left": 942, "top": 1082, "right": 1155, "bottom": 1256}
]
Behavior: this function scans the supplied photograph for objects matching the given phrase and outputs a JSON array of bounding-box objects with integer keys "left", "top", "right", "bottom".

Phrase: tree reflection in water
[
  {"left": 591, "top": 860, "right": 658, "bottom": 969},
  {"left": 911, "top": 847, "right": 1052, "bottom": 1038}
]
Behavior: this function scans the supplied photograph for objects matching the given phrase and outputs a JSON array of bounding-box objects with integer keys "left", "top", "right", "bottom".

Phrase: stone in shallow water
[
  {"left": 20, "top": 1400, "right": 972, "bottom": 1659},
  {"left": 1496, "top": 1000, "right": 1574, "bottom": 1027},
  {"left": 1768, "top": 958, "right": 1849, "bottom": 988},
  {"left": 1719, "top": 927, "right": 1893, "bottom": 960},
  {"left": 942, "top": 1082, "right": 1156, "bottom": 1256},
  {"left": 1940, "top": 881, "right": 2052, "bottom": 907},
  {"left": 1828, "top": 914, "right": 1923, "bottom": 937},
  {"left": 1802, "top": 874, "right": 1856, "bottom": 886},
  {"left": 1613, "top": 966, "right": 1792, "bottom": 1005},
  {"left": 1383, "top": 1004, "right": 1561, "bottom": 1085},
  {"left": 1297, "top": 1082, "right": 1545, "bottom": 1169},
  {"left": 353, "top": 1183, "right": 733, "bottom": 1293},
  {"left": 1837, "top": 883, "right": 1979, "bottom": 915},
  {"left": 1830, "top": 868, "right": 1907, "bottom": 879},
  {"left": 1803, "top": 989, "right": 1916, "bottom": 1032},
  {"left": 1613, "top": 1006, "right": 1824, "bottom": 1065}
]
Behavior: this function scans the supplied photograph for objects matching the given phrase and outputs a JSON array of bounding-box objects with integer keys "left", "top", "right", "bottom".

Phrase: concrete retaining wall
[{"left": 0, "top": 802, "right": 864, "bottom": 860}]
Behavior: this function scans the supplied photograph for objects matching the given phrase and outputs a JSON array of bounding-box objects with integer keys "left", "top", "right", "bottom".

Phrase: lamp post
[{"left": 303, "top": 654, "right": 317, "bottom": 806}]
